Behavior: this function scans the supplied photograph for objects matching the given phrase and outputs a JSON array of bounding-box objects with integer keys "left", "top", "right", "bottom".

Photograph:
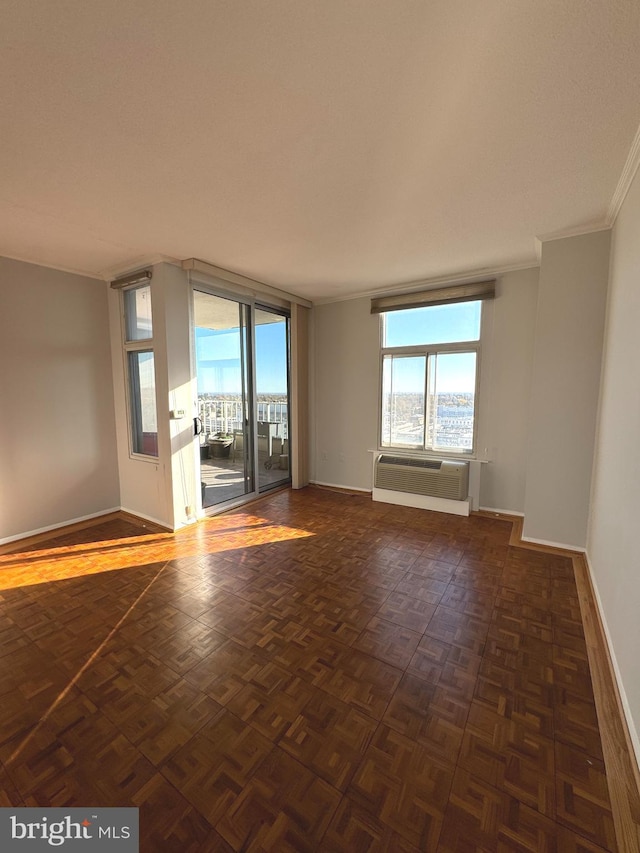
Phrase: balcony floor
[{"left": 200, "top": 455, "right": 289, "bottom": 508}]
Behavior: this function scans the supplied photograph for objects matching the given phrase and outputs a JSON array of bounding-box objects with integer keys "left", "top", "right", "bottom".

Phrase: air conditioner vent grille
[
  {"left": 375, "top": 456, "right": 469, "bottom": 500},
  {"left": 378, "top": 455, "right": 442, "bottom": 470}
]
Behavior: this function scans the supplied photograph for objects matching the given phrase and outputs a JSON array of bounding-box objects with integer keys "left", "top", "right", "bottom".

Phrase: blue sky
[
  {"left": 383, "top": 302, "right": 480, "bottom": 393},
  {"left": 196, "top": 301, "right": 479, "bottom": 395},
  {"left": 385, "top": 352, "right": 477, "bottom": 394},
  {"left": 384, "top": 301, "right": 481, "bottom": 348},
  {"left": 196, "top": 322, "right": 288, "bottom": 394}
]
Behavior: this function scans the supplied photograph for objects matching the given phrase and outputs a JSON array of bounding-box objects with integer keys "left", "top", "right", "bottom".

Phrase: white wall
[
  {"left": 109, "top": 273, "right": 164, "bottom": 527},
  {"left": 478, "top": 268, "right": 539, "bottom": 513},
  {"left": 109, "top": 262, "right": 197, "bottom": 530},
  {"left": 310, "top": 296, "right": 380, "bottom": 490},
  {"left": 310, "top": 268, "right": 540, "bottom": 510},
  {"left": 156, "top": 264, "right": 198, "bottom": 528},
  {"left": 588, "top": 166, "right": 640, "bottom": 762},
  {"left": 0, "top": 257, "right": 119, "bottom": 542},
  {"left": 523, "top": 231, "right": 611, "bottom": 549}
]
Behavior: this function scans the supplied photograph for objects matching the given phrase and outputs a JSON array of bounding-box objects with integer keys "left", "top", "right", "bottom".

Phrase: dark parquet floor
[{"left": 0, "top": 488, "right": 619, "bottom": 851}]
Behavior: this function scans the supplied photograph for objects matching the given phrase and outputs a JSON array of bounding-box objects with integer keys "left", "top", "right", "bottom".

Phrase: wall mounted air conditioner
[{"left": 373, "top": 454, "right": 470, "bottom": 516}]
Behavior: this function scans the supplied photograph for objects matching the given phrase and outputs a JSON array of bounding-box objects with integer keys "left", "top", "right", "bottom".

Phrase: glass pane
[
  {"left": 193, "top": 291, "right": 254, "bottom": 508},
  {"left": 383, "top": 301, "right": 481, "bottom": 347},
  {"left": 128, "top": 350, "right": 158, "bottom": 456},
  {"left": 381, "top": 355, "right": 426, "bottom": 447},
  {"left": 124, "top": 285, "right": 153, "bottom": 341},
  {"left": 430, "top": 352, "right": 476, "bottom": 452},
  {"left": 255, "top": 308, "right": 290, "bottom": 492}
]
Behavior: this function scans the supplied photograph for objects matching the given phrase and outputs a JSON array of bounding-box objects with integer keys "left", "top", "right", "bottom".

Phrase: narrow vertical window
[
  {"left": 124, "top": 284, "right": 153, "bottom": 341},
  {"left": 128, "top": 350, "right": 158, "bottom": 456},
  {"left": 122, "top": 282, "right": 158, "bottom": 458}
]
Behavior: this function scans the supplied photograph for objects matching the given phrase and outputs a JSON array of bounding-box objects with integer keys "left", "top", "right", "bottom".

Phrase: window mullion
[{"left": 421, "top": 353, "right": 428, "bottom": 449}]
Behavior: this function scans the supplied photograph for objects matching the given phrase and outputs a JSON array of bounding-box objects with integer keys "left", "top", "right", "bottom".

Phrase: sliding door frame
[
  {"left": 254, "top": 302, "right": 292, "bottom": 494},
  {"left": 189, "top": 276, "right": 291, "bottom": 516}
]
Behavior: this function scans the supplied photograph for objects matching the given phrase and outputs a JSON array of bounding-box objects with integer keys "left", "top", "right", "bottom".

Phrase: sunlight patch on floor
[{"left": 0, "top": 515, "right": 314, "bottom": 591}]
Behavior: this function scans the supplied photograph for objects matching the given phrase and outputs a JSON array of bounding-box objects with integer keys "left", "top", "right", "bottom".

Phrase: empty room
[{"left": 1, "top": 2, "right": 640, "bottom": 851}]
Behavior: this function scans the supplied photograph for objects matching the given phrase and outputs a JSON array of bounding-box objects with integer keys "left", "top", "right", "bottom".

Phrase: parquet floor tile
[
  {"left": 12, "top": 715, "right": 158, "bottom": 808},
  {"left": 147, "top": 620, "right": 228, "bottom": 675},
  {"left": 374, "top": 590, "right": 437, "bottom": 632},
  {"left": 458, "top": 702, "right": 556, "bottom": 817},
  {"left": 555, "top": 741, "right": 617, "bottom": 850},
  {"left": 425, "top": 605, "right": 489, "bottom": 655},
  {"left": 0, "top": 488, "right": 632, "bottom": 851},
  {"left": 440, "top": 584, "right": 497, "bottom": 622},
  {"left": 348, "top": 723, "right": 454, "bottom": 848},
  {"left": 215, "top": 748, "right": 340, "bottom": 852},
  {"left": 132, "top": 774, "right": 233, "bottom": 853},
  {"left": 554, "top": 688, "right": 605, "bottom": 761},
  {"left": 184, "top": 640, "right": 290, "bottom": 706},
  {"left": 77, "top": 645, "right": 182, "bottom": 707},
  {"left": 383, "top": 672, "right": 467, "bottom": 765},
  {"left": 408, "top": 556, "right": 457, "bottom": 581},
  {"left": 0, "top": 760, "right": 25, "bottom": 806},
  {"left": 394, "top": 572, "right": 448, "bottom": 604},
  {"left": 422, "top": 540, "right": 465, "bottom": 565},
  {"left": 439, "top": 768, "right": 559, "bottom": 852},
  {"left": 313, "top": 648, "right": 403, "bottom": 720},
  {"left": 321, "top": 796, "right": 422, "bottom": 851},
  {"left": 160, "top": 709, "right": 273, "bottom": 827},
  {"left": 278, "top": 688, "right": 377, "bottom": 791},
  {"left": 406, "top": 635, "right": 450, "bottom": 683},
  {"left": 101, "top": 678, "right": 224, "bottom": 765},
  {"left": 226, "top": 670, "right": 315, "bottom": 741},
  {"left": 353, "top": 616, "right": 423, "bottom": 669}
]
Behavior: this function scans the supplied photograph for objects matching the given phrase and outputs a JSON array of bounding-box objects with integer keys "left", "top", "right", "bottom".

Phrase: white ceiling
[{"left": 2, "top": 1, "right": 640, "bottom": 302}]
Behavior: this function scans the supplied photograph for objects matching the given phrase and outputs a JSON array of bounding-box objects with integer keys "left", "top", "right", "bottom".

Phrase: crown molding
[
  {"left": 0, "top": 251, "right": 103, "bottom": 281},
  {"left": 312, "top": 260, "right": 539, "bottom": 306},
  {"left": 607, "top": 119, "right": 640, "bottom": 226},
  {"left": 98, "top": 254, "right": 181, "bottom": 281},
  {"left": 535, "top": 222, "right": 611, "bottom": 246}
]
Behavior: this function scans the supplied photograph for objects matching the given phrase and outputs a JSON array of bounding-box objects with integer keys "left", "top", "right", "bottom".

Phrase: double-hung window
[
  {"left": 374, "top": 281, "right": 494, "bottom": 456},
  {"left": 120, "top": 279, "right": 158, "bottom": 458}
]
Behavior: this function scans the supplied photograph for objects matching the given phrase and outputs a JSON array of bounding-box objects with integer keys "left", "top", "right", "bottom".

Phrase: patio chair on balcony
[{"left": 232, "top": 429, "right": 244, "bottom": 463}]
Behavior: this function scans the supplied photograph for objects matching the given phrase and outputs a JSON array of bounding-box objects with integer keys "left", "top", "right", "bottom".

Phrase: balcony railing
[{"left": 198, "top": 397, "right": 289, "bottom": 438}]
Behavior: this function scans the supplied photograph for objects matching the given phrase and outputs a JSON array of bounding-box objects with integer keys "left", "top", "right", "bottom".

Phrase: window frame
[
  {"left": 120, "top": 283, "right": 159, "bottom": 461},
  {"left": 378, "top": 302, "right": 483, "bottom": 458}
]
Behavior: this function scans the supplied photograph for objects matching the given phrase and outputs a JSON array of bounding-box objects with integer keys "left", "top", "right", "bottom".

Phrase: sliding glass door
[
  {"left": 193, "top": 291, "right": 254, "bottom": 509},
  {"left": 255, "top": 306, "right": 290, "bottom": 493},
  {"left": 193, "top": 290, "right": 291, "bottom": 512}
]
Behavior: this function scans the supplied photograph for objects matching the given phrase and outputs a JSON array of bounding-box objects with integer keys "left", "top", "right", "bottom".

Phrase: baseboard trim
[
  {"left": 521, "top": 533, "right": 586, "bottom": 553},
  {"left": 582, "top": 554, "right": 640, "bottom": 775},
  {"left": 0, "top": 508, "right": 169, "bottom": 554},
  {"left": 118, "top": 507, "right": 172, "bottom": 531},
  {"left": 508, "top": 517, "right": 640, "bottom": 851},
  {"left": 0, "top": 507, "right": 121, "bottom": 552},
  {"left": 507, "top": 517, "right": 583, "bottom": 555},
  {"left": 573, "top": 553, "right": 640, "bottom": 852},
  {"left": 478, "top": 505, "right": 525, "bottom": 517},
  {"left": 309, "top": 480, "right": 372, "bottom": 495}
]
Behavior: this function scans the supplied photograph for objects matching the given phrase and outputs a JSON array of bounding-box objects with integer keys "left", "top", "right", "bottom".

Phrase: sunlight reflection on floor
[{"left": 0, "top": 514, "right": 314, "bottom": 591}]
